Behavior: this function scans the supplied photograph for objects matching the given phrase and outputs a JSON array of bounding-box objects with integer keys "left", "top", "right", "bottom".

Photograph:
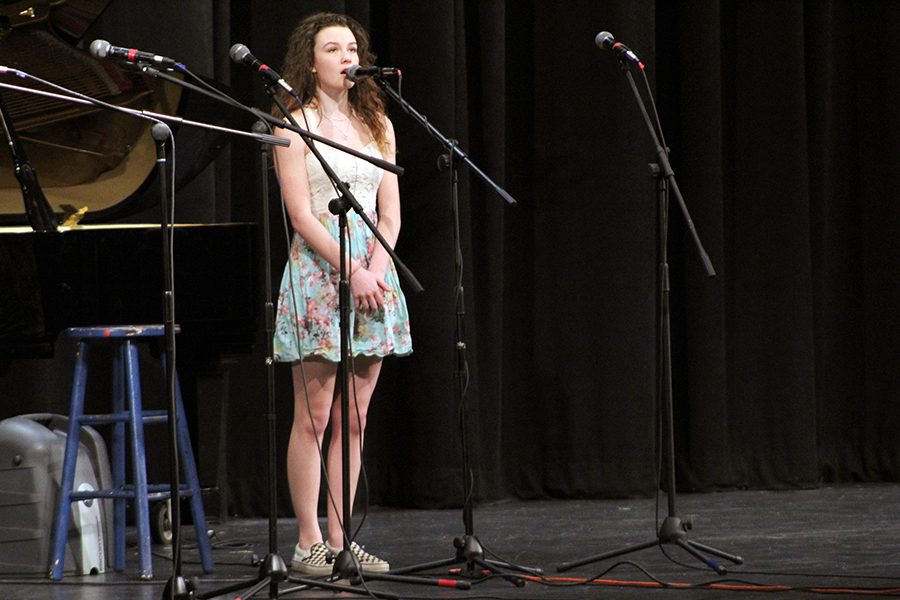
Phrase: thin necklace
[{"left": 322, "top": 113, "right": 352, "bottom": 141}]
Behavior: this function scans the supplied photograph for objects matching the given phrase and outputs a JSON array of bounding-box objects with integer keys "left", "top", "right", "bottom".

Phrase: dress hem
[{"left": 276, "top": 349, "right": 413, "bottom": 364}]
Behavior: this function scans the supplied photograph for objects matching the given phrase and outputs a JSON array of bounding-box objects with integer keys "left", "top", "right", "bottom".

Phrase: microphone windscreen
[
  {"left": 595, "top": 31, "right": 615, "bottom": 49},
  {"left": 89, "top": 39, "right": 110, "bottom": 58},
  {"left": 229, "top": 43, "right": 250, "bottom": 63}
]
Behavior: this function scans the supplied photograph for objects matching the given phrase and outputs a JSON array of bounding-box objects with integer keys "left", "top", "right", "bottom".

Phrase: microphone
[
  {"left": 229, "top": 43, "right": 298, "bottom": 95},
  {"left": 344, "top": 64, "right": 401, "bottom": 82},
  {"left": 594, "top": 31, "right": 644, "bottom": 69},
  {"left": 89, "top": 39, "right": 181, "bottom": 69}
]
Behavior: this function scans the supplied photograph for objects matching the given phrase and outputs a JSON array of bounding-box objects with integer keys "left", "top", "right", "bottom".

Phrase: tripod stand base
[
  {"left": 194, "top": 553, "right": 286, "bottom": 599},
  {"left": 281, "top": 548, "right": 463, "bottom": 598},
  {"left": 388, "top": 534, "right": 540, "bottom": 587},
  {"left": 556, "top": 516, "right": 743, "bottom": 575}
]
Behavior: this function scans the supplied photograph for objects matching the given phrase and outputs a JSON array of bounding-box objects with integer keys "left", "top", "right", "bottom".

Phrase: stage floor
[{"left": 1, "top": 483, "right": 898, "bottom": 599}]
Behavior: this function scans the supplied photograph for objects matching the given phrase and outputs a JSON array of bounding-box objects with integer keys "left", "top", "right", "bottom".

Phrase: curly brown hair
[{"left": 277, "top": 12, "right": 389, "bottom": 154}]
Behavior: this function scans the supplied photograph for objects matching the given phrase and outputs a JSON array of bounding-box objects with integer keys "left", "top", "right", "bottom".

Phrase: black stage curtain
[
  {"left": 220, "top": 0, "right": 900, "bottom": 513},
  {"left": 5, "top": 0, "right": 895, "bottom": 516},
  {"left": 360, "top": 0, "right": 900, "bottom": 505},
  {"left": 219, "top": 0, "right": 900, "bottom": 514}
]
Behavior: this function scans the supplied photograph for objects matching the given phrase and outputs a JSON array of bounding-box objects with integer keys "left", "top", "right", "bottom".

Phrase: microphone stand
[
  {"left": 372, "top": 77, "right": 541, "bottom": 587},
  {"left": 0, "top": 80, "right": 287, "bottom": 150},
  {"left": 556, "top": 55, "right": 743, "bottom": 575},
  {"left": 0, "top": 92, "right": 57, "bottom": 231},
  {"left": 136, "top": 62, "right": 466, "bottom": 599},
  {"left": 168, "top": 60, "right": 461, "bottom": 597},
  {"left": 264, "top": 87, "right": 476, "bottom": 599},
  {"left": 0, "top": 73, "right": 285, "bottom": 600},
  {"left": 143, "top": 66, "right": 384, "bottom": 600},
  {"left": 148, "top": 119, "right": 187, "bottom": 600},
  {"left": 142, "top": 66, "right": 403, "bottom": 177},
  {"left": 193, "top": 118, "right": 294, "bottom": 600}
]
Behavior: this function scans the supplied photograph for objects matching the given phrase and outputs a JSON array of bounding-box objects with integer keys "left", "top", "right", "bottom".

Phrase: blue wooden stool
[{"left": 48, "top": 325, "right": 213, "bottom": 580}]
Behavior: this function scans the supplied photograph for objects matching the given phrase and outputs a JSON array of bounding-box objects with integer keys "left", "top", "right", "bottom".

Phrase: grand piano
[
  {"left": 0, "top": 0, "right": 257, "bottom": 360},
  {"left": 0, "top": 1, "right": 259, "bottom": 509}
]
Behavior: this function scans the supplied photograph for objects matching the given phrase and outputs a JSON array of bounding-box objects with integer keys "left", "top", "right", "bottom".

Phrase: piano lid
[{"left": 0, "top": 0, "right": 232, "bottom": 225}]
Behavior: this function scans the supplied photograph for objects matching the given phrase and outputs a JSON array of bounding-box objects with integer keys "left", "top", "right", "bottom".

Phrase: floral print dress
[{"left": 273, "top": 141, "right": 412, "bottom": 362}]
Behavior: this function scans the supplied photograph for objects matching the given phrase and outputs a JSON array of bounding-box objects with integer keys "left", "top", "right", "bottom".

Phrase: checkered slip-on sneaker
[
  {"left": 291, "top": 542, "right": 334, "bottom": 576},
  {"left": 326, "top": 541, "right": 390, "bottom": 573}
]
